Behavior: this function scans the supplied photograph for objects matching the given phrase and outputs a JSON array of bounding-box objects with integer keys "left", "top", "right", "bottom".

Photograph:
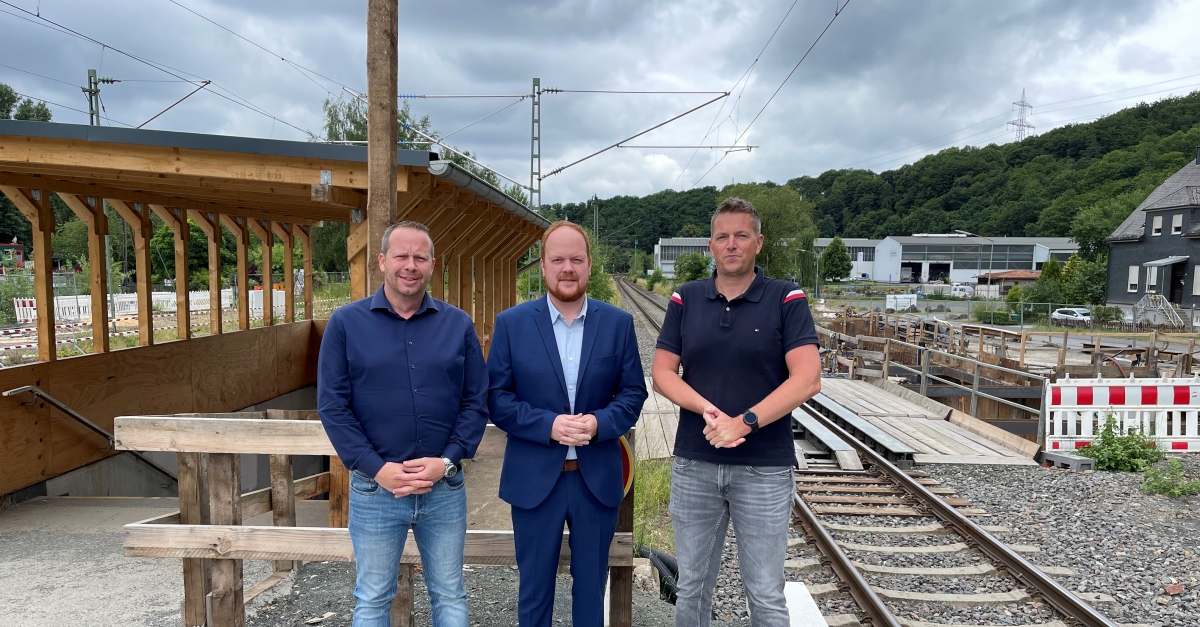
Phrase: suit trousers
[{"left": 511, "top": 469, "right": 619, "bottom": 627}]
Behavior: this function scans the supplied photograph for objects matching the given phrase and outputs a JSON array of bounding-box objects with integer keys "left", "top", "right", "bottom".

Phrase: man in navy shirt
[
  {"left": 653, "top": 198, "right": 821, "bottom": 627},
  {"left": 318, "top": 221, "right": 487, "bottom": 627}
]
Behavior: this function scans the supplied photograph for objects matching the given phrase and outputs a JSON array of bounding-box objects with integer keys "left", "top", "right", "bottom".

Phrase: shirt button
[
  {"left": 411, "top": 365, "right": 416, "bottom": 369},
  {"left": 408, "top": 341, "right": 413, "bottom": 345},
  {"left": 725, "top": 306, "right": 730, "bottom": 311}
]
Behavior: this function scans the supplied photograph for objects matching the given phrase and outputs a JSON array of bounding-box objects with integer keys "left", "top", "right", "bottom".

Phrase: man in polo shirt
[
  {"left": 652, "top": 198, "right": 821, "bottom": 627},
  {"left": 318, "top": 221, "right": 487, "bottom": 627}
]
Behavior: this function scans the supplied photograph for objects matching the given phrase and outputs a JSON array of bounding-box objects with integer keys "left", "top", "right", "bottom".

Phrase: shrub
[
  {"left": 1076, "top": 417, "right": 1163, "bottom": 471},
  {"left": 1142, "top": 459, "right": 1200, "bottom": 498},
  {"left": 646, "top": 268, "right": 663, "bottom": 292},
  {"left": 971, "top": 303, "right": 1008, "bottom": 324},
  {"left": 1092, "top": 305, "right": 1124, "bottom": 324}
]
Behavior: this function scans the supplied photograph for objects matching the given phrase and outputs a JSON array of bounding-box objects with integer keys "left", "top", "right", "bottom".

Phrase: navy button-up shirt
[{"left": 317, "top": 286, "right": 488, "bottom": 479}]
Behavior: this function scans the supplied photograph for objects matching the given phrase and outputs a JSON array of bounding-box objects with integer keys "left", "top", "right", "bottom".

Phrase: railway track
[
  {"left": 614, "top": 275, "right": 666, "bottom": 332},
  {"left": 790, "top": 404, "right": 1120, "bottom": 627}
]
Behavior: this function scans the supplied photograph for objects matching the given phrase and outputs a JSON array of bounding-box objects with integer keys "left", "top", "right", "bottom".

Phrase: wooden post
[
  {"left": 1058, "top": 330, "right": 1068, "bottom": 368},
  {"left": 1018, "top": 332, "right": 1028, "bottom": 369},
  {"left": 294, "top": 225, "right": 314, "bottom": 320},
  {"left": 247, "top": 219, "right": 274, "bottom": 327},
  {"left": 364, "top": 0, "right": 399, "bottom": 299},
  {"left": 273, "top": 222, "right": 295, "bottom": 323},
  {"left": 110, "top": 200, "right": 155, "bottom": 345},
  {"left": 608, "top": 428, "right": 636, "bottom": 627},
  {"left": 348, "top": 219, "right": 368, "bottom": 302},
  {"left": 221, "top": 215, "right": 251, "bottom": 331},
  {"left": 882, "top": 338, "right": 891, "bottom": 380},
  {"left": 150, "top": 205, "right": 191, "bottom": 340},
  {"left": 207, "top": 452, "right": 244, "bottom": 626},
  {"left": 188, "top": 210, "right": 223, "bottom": 335},
  {"left": 57, "top": 194, "right": 110, "bottom": 352},
  {"left": 0, "top": 187, "right": 56, "bottom": 361},
  {"left": 266, "top": 411, "right": 300, "bottom": 573},
  {"left": 178, "top": 452, "right": 211, "bottom": 627},
  {"left": 1148, "top": 331, "right": 1159, "bottom": 369},
  {"left": 390, "top": 565, "right": 415, "bottom": 627},
  {"left": 328, "top": 456, "right": 350, "bottom": 528}
]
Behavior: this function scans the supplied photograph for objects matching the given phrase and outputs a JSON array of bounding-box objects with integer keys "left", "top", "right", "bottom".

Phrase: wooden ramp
[
  {"left": 637, "top": 376, "right": 679, "bottom": 460},
  {"left": 817, "top": 378, "right": 1038, "bottom": 466}
]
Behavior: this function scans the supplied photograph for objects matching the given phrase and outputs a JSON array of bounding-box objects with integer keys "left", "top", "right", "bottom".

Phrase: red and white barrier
[{"left": 1046, "top": 377, "right": 1200, "bottom": 452}]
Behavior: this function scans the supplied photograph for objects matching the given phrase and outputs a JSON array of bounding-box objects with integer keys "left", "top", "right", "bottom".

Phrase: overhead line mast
[{"left": 1008, "top": 88, "right": 1035, "bottom": 141}]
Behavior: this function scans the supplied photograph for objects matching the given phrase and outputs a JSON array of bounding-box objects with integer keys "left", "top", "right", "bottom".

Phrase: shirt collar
[
  {"left": 705, "top": 266, "right": 766, "bottom": 303},
  {"left": 547, "top": 294, "right": 588, "bottom": 324},
  {"left": 370, "top": 285, "right": 440, "bottom": 317}
]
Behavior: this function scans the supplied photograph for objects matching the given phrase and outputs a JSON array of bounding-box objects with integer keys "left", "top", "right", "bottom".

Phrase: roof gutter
[{"left": 427, "top": 160, "right": 549, "bottom": 230}]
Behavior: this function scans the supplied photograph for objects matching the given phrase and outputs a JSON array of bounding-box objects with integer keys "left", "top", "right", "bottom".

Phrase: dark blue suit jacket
[{"left": 487, "top": 296, "right": 647, "bottom": 509}]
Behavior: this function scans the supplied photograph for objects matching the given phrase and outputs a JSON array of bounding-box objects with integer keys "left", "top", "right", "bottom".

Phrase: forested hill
[{"left": 542, "top": 91, "right": 1200, "bottom": 254}]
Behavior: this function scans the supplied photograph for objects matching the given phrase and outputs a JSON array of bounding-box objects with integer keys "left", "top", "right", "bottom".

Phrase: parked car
[{"left": 1051, "top": 307, "right": 1092, "bottom": 323}]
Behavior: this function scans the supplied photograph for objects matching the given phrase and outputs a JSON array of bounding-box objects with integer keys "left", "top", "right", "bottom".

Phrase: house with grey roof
[{"left": 1105, "top": 149, "right": 1200, "bottom": 314}]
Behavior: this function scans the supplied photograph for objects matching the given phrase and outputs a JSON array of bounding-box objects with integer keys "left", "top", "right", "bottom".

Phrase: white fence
[
  {"left": 1045, "top": 377, "right": 1200, "bottom": 453},
  {"left": 11, "top": 289, "right": 290, "bottom": 324}
]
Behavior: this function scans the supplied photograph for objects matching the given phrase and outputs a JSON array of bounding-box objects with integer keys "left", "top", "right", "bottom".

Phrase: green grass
[
  {"left": 634, "top": 458, "right": 674, "bottom": 554},
  {"left": 1142, "top": 459, "right": 1200, "bottom": 498}
]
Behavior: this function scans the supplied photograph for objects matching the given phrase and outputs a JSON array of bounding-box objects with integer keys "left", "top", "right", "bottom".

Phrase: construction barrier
[{"left": 1046, "top": 377, "right": 1200, "bottom": 452}]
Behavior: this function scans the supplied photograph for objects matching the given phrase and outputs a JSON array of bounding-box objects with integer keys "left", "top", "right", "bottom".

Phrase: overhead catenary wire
[
  {"left": 689, "top": 0, "right": 851, "bottom": 189},
  {"left": 540, "top": 93, "right": 729, "bottom": 180},
  {"left": 11, "top": 90, "right": 134, "bottom": 126},
  {"left": 0, "top": 62, "right": 77, "bottom": 87},
  {"left": 439, "top": 97, "right": 527, "bottom": 142},
  {"left": 543, "top": 89, "right": 729, "bottom": 95}
]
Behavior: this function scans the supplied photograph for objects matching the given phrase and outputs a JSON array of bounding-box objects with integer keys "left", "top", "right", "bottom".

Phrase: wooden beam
[
  {"left": 248, "top": 219, "right": 273, "bottom": 327},
  {"left": 0, "top": 186, "right": 56, "bottom": 361},
  {"left": 293, "top": 224, "right": 313, "bottom": 319},
  {"left": 150, "top": 205, "right": 191, "bottom": 340},
  {"left": 56, "top": 193, "right": 110, "bottom": 352},
  {"left": 123, "top": 526, "right": 635, "bottom": 566},
  {"left": 347, "top": 219, "right": 368, "bottom": 302},
  {"left": 188, "top": 210, "right": 223, "bottom": 335},
  {"left": 220, "top": 215, "right": 251, "bottom": 330},
  {"left": 366, "top": 0, "right": 398, "bottom": 302},
  {"left": 207, "top": 453, "right": 244, "bottom": 627},
  {"left": 273, "top": 222, "right": 295, "bottom": 323},
  {"left": 114, "top": 417, "right": 336, "bottom": 455},
  {"left": 109, "top": 201, "right": 155, "bottom": 345},
  {"left": 309, "top": 184, "right": 367, "bottom": 209},
  {"left": 266, "top": 411, "right": 299, "bottom": 573},
  {"left": 328, "top": 457, "right": 350, "bottom": 529},
  {"left": 609, "top": 429, "right": 636, "bottom": 627},
  {"left": 177, "top": 452, "right": 211, "bottom": 627}
]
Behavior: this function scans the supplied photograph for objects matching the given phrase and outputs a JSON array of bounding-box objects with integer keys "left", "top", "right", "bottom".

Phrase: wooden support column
[
  {"left": 472, "top": 219, "right": 519, "bottom": 343},
  {"left": 608, "top": 428, "right": 636, "bottom": 627},
  {"left": 207, "top": 452, "right": 244, "bottom": 627},
  {"left": 266, "top": 411, "right": 300, "bottom": 573},
  {"left": 110, "top": 200, "right": 154, "bottom": 346},
  {"left": 0, "top": 186, "right": 55, "bottom": 361},
  {"left": 57, "top": 193, "right": 109, "bottom": 352},
  {"left": 248, "top": 219, "right": 274, "bottom": 326},
  {"left": 294, "top": 224, "right": 313, "bottom": 319},
  {"left": 178, "top": 452, "right": 211, "bottom": 627},
  {"left": 150, "top": 205, "right": 190, "bottom": 340},
  {"left": 328, "top": 456, "right": 350, "bottom": 528},
  {"left": 188, "top": 210, "right": 223, "bottom": 335},
  {"left": 273, "top": 222, "right": 296, "bottom": 323},
  {"left": 220, "top": 215, "right": 251, "bottom": 330},
  {"left": 363, "top": 0, "right": 398, "bottom": 302},
  {"left": 391, "top": 564, "right": 415, "bottom": 627},
  {"left": 348, "top": 219, "right": 368, "bottom": 302}
]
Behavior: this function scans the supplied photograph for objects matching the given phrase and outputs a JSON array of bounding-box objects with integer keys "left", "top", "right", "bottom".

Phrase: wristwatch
[
  {"left": 441, "top": 457, "right": 458, "bottom": 479},
  {"left": 742, "top": 411, "right": 760, "bottom": 434}
]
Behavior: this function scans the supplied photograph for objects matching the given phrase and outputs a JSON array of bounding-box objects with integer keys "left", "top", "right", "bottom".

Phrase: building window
[
  {"left": 1128, "top": 266, "right": 1139, "bottom": 292},
  {"left": 1172, "top": 214, "right": 1183, "bottom": 235},
  {"left": 1152, "top": 215, "right": 1163, "bottom": 236},
  {"left": 1147, "top": 266, "right": 1158, "bottom": 291}
]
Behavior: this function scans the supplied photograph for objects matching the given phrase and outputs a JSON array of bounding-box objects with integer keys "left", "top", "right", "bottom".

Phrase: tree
[
  {"left": 13, "top": 98, "right": 52, "bottom": 122},
  {"left": 1069, "top": 192, "right": 1143, "bottom": 261},
  {"left": 630, "top": 249, "right": 649, "bottom": 276},
  {"left": 51, "top": 219, "right": 89, "bottom": 264},
  {"left": 1005, "top": 284, "right": 1023, "bottom": 314},
  {"left": 586, "top": 260, "right": 617, "bottom": 305},
  {"left": 0, "top": 83, "right": 17, "bottom": 119},
  {"left": 677, "top": 223, "right": 704, "bottom": 237},
  {"left": 674, "top": 252, "right": 710, "bottom": 283},
  {"left": 819, "top": 236, "right": 853, "bottom": 281},
  {"left": 1063, "top": 255, "right": 1108, "bottom": 306}
]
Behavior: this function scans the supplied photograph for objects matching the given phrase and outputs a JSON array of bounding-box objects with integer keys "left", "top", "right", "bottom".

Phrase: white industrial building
[{"left": 652, "top": 233, "right": 1078, "bottom": 283}]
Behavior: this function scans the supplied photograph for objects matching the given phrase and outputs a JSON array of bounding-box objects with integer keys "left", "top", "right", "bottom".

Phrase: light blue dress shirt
[{"left": 548, "top": 295, "right": 587, "bottom": 460}]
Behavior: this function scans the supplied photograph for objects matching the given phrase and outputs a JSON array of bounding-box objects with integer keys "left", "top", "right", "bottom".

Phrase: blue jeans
[
  {"left": 349, "top": 469, "right": 468, "bottom": 627},
  {"left": 669, "top": 457, "right": 794, "bottom": 627}
]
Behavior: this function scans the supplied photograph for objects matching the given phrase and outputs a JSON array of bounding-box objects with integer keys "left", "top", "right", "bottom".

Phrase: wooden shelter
[{"left": 0, "top": 118, "right": 546, "bottom": 502}]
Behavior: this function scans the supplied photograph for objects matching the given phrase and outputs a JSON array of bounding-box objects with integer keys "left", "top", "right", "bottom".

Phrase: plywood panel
[
  {"left": 0, "top": 363, "right": 51, "bottom": 495},
  {"left": 191, "top": 327, "right": 279, "bottom": 413}
]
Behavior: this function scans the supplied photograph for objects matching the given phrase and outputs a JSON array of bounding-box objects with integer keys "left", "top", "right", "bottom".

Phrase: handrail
[
  {"left": 3, "top": 385, "right": 178, "bottom": 484},
  {"left": 885, "top": 361, "right": 1041, "bottom": 417},
  {"left": 886, "top": 337, "right": 1045, "bottom": 381}
]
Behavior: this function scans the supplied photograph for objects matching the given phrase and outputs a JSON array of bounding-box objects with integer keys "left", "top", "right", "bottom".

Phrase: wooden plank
[
  {"left": 922, "top": 419, "right": 1018, "bottom": 457},
  {"left": 178, "top": 452, "right": 209, "bottom": 627},
  {"left": 391, "top": 564, "right": 415, "bottom": 627},
  {"left": 913, "top": 454, "right": 1040, "bottom": 466},
  {"left": 123, "top": 526, "right": 635, "bottom": 566},
  {"left": 273, "top": 222, "right": 296, "bottom": 323},
  {"left": 268, "top": 411, "right": 298, "bottom": 572},
  {"left": 945, "top": 409, "right": 1041, "bottom": 457},
  {"left": 114, "top": 417, "right": 336, "bottom": 455},
  {"left": 243, "top": 571, "right": 289, "bottom": 604},
  {"left": 294, "top": 224, "right": 313, "bottom": 320},
  {"left": 797, "top": 476, "right": 941, "bottom": 486},
  {"left": 248, "top": 219, "right": 274, "bottom": 327},
  {"left": 207, "top": 453, "right": 244, "bottom": 627},
  {"left": 329, "top": 456, "right": 350, "bottom": 528},
  {"left": 57, "top": 193, "right": 110, "bottom": 352}
]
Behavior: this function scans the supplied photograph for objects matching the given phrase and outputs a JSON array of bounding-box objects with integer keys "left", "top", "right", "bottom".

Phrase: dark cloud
[{"left": 0, "top": 0, "right": 1191, "bottom": 204}]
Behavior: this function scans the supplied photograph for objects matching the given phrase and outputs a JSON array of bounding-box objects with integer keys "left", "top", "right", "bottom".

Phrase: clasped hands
[
  {"left": 702, "top": 406, "right": 749, "bottom": 449},
  {"left": 551, "top": 413, "right": 599, "bottom": 446},
  {"left": 374, "top": 457, "right": 446, "bottom": 498}
]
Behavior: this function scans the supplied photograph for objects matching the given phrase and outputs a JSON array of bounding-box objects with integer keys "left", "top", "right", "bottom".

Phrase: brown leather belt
[{"left": 562, "top": 460, "right": 580, "bottom": 472}]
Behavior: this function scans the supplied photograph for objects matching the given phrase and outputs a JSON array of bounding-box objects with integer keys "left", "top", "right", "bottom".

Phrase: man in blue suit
[{"left": 488, "top": 221, "right": 648, "bottom": 627}]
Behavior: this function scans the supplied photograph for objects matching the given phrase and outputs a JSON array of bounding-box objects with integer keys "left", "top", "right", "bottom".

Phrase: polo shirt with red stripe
[{"left": 656, "top": 266, "right": 818, "bottom": 467}]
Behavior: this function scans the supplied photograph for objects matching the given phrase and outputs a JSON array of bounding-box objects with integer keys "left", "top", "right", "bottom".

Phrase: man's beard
[{"left": 547, "top": 273, "right": 587, "bottom": 302}]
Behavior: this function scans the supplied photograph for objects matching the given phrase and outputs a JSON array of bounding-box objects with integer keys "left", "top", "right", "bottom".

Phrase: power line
[
  {"left": 0, "top": 0, "right": 322, "bottom": 139},
  {"left": 1036, "top": 72, "right": 1200, "bottom": 108},
  {"left": 439, "top": 97, "right": 527, "bottom": 142},
  {"left": 11, "top": 90, "right": 134, "bottom": 126},
  {"left": 690, "top": 0, "right": 851, "bottom": 189},
  {"left": 840, "top": 112, "right": 1010, "bottom": 169},
  {"left": 543, "top": 89, "right": 728, "bottom": 95},
  {"left": 0, "top": 62, "right": 76, "bottom": 86}
]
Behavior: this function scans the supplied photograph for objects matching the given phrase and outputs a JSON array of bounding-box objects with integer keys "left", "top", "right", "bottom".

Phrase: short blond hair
[
  {"left": 711, "top": 197, "right": 761, "bottom": 235},
  {"left": 540, "top": 221, "right": 591, "bottom": 258}
]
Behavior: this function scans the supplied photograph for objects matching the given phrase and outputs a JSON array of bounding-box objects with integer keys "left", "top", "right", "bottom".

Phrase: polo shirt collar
[
  {"left": 369, "top": 285, "right": 440, "bottom": 317},
  {"left": 704, "top": 265, "right": 766, "bottom": 302},
  {"left": 547, "top": 294, "right": 588, "bottom": 324}
]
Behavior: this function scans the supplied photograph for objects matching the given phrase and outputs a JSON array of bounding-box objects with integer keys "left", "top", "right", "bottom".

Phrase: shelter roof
[{"left": 976, "top": 270, "right": 1040, "bottom": 280}]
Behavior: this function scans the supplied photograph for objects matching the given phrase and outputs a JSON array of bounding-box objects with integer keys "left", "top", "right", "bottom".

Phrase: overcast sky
[{"left": 3, "top": 0, "right": 1199, "bottom": 205}]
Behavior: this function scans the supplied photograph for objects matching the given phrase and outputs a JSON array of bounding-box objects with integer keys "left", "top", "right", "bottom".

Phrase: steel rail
[
  {"left": 796, "top": 403, "right": 1120, "bottom": 627},
  {"left": 791, "top": 493, "right": 902, "bottom": 627},
  {"left": 615, "top": 277, "right": 664, "bottom": 332}
]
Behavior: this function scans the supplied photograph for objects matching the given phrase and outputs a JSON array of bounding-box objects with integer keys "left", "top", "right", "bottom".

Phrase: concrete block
[{"left": 1040, "top": 451, "right": 1095, "bottom": 471}]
